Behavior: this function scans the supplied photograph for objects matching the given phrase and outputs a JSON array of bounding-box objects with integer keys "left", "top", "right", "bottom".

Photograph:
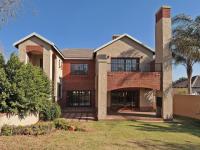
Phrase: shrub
[
  {"left": 31, "top": 122, "right": 54, "bottom": 135},
  {"left": 1, "top": 122, "right": 54, "bottom": 136},
  {"left": 39, "top": 102, "right": 61, "bottom": 121},
  {"left": 53, "top": 118, "right": 69, "bottom": 130},
  {"left": 1, "top": 125, "right": 13, "bottom": 136},
  {"left": 50, "top": 103, "right": 61, "bottom": 120}
]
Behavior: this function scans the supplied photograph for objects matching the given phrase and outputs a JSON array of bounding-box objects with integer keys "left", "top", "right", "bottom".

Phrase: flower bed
[{"left": 0, "top": 118, "right": 85, "bottom": 136}]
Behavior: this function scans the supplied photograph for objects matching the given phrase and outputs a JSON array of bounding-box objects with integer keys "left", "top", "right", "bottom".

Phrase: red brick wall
[
  {"left": 173, "top": 95, "right": 200, "bottom": 120},
  {"left": 107, "top": 72, "right": 161, "bottom": 91},
  {"left": 26, "top": 45, "right": 43, "bottom": 53},
  {"left": 60, "top": 59, "right": 95, "bottom": 108},
  {"left": 156, "top": 7, "right": 171, "bottom": 23}
]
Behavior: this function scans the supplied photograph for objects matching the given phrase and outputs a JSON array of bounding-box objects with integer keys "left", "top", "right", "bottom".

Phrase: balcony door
[{"left": 111, "top": 58, "right": 139, "bottom": 72}]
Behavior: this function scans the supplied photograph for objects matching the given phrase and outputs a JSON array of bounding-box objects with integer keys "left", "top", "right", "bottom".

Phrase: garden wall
[
  {"left": 173, "top": 95, "right": 200, "bottom": 120},
  {"left": 0, "top": 113, "right": 39, "bottom": 130}
]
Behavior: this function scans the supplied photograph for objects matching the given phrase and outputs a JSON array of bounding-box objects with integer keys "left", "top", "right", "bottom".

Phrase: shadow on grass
[
  {"left": 128, "top": 116, "right": 200, "bottom": 138},
  {"left": 127, "top": 139, "right": 200, "bottom": 150}
]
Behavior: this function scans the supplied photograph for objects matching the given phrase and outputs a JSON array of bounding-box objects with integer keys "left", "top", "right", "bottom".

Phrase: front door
[{"left": 67, "top": 90, "right": 91, "bottom": 107}]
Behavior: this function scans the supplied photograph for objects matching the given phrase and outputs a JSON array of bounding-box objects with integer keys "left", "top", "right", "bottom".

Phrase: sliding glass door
[{"left": 67, "top": 90, "right": 91, "bottom": 107}]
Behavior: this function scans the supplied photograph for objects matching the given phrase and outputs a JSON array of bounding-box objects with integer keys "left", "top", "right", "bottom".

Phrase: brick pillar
[{"left": 155, "top": 6, "right": 173, "bottom": 120}]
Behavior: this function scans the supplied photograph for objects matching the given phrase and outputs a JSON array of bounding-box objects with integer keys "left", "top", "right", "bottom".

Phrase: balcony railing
[{"left": 108, "top": 63, "right": 162, "bottom": 72}]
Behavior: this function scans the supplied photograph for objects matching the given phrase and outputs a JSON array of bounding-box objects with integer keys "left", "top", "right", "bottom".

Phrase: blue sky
[{"left": 0, "top": 0, "right": 200, "bottom": 81}]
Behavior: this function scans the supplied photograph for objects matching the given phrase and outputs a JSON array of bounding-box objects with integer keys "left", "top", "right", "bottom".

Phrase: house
[
  {"left": 13, "top": 6, "right": 173, "bottom": 120},
  {"left": 173, "top": 76, "right": 200, "bottom": 95}
]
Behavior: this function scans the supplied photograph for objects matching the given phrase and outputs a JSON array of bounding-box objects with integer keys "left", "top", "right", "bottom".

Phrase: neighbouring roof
[
  {"left": 173, "top": 76, "right": 200, "bottom": 88},
  {"left": 93, "top": 34, "right": 155, "bottom": 54},
  {"left": 62, "top": 48, "right": 94, "bottom": 59},
  {"left": 13, "top": 32, "right": 65, "bottom": 58}
]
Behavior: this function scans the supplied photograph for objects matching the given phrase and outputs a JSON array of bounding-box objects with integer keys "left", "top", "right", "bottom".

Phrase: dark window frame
[
  {"left": 67, "top": 90, "right": 92, "bottom": 107},
  {"left": 111, "top": 58, "right": 139, "bottom": 72},
  {"left": 70, "top": 63, "right": 88, "bottom": 75}
]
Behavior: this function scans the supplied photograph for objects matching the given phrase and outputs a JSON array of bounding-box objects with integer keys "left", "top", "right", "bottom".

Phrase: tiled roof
[
  {"left": 62, "top": 48, "right": 94, "bottom": 59},
  {"left": 173, "top": 76, "right": 200, "bottom": 88}
]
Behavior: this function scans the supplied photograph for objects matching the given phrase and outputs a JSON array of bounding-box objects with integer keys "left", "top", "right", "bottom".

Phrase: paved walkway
[
  {"left": 62, "top": 107, "right": 162, "bottom": 122},
  {"left": 62, "top": 112, "right": 97, "bottom": 121}
]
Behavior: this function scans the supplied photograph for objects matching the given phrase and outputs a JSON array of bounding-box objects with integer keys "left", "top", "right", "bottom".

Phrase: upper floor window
[
  {"left": 71, "top": 64, "right": 88, "bottom": 75},
  {"left": 111, "top": 58, "right": 139, "bottom": 72}
]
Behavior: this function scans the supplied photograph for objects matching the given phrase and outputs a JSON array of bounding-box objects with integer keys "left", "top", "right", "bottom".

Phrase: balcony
[{"left": 107, "top": 63, "right": 161, "bottom": 91}]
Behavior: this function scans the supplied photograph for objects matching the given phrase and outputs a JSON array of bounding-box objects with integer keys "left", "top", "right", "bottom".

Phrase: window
[
  {"left": 39, "top": 58, "right": 43, "bottom": 69},
  {"left": 111, "top": 90, "right": 139, "bottom": 107},
  {"left": 71, "top": 64, "right": 88, "bottom": 75},
  {"left": 67, "top": 90, "right": 91, "bottom": 107},
  {"left": 111, "top": 58, "right": 139, "bottom": 72},
  {"left": 58, "top": 59, "right": 62, "bottom": 68},
  {"left": 57, "top": 83, "right": 62, "bottom": 99}
]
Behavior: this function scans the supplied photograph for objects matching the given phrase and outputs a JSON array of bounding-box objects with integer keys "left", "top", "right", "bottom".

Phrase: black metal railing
[{"left": 108, "top": 63, "right": 162, "bottom": 72}]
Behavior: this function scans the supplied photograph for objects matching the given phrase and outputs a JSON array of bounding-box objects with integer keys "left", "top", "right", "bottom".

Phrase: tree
[
  {"left": 0, "top": 53, "right": 56, "bottom": 117},
  {"left": 14, "top": 64, "right": 52, "bottom": 115},
  {"left": 170, "top": 14, "right": 200, "bottom": 94},
  {"left": 0, "top": 68, "right": 10, "bottom": 111},
  {"left": 0, "top": 0, "right": 22, "bottom": 26},
  {"left": 0, "top": 52, "right": 5, "bottom": 68}
]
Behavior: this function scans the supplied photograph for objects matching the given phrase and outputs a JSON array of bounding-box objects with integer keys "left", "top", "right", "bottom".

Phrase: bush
[
  {"left": 31, "top": 122, "right": 54, "bottom": 135},
  {"left": 53, "top": 118, "right": 69, "bottom": 130},
  {"left": 39, "top": 102, "right": 61, "bottom": 121},
  {"left": 1, "top": 125, "right": 13, "bottom": 136},
  {"left": 1, "top": 122, "right": 54, "bottom": 136}
]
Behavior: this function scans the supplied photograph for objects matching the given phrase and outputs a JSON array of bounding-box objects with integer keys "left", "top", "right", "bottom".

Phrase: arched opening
[{"left": 107, "top": 87, "right": 158, "bottom": 118}]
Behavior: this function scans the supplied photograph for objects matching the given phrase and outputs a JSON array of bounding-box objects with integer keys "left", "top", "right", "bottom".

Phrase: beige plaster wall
[
  {"left": 17, "top": 36, "right": 53, "bottom": 79},
  {"left": 155, "top": 11, "right": 173, "bottom": 120},
  {"left": 53, "top": 55, "right": 63, "bottom": 101},
  {"left": 97, "top": 37, "right": 154, "bottom": 72},
  {"left": 96, "top": 59, "right": 108, "bottom": 119},
  {"left": 29, "top": 54, "right": 42, "bottom": 67},
  {"left": 0, "top": 113, "right": 39, "bottom": 131},
  {"left": 140, "top": 89, "right": 155, "bottom": 111}
]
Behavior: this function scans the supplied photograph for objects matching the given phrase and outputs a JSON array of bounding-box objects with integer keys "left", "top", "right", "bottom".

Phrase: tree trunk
[{"left": 187, "top": 62, "right": 193, "bottom": 94}]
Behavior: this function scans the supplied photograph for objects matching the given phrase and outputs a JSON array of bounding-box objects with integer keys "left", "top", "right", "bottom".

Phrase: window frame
[
  {"left": 67, "top": 90, "right": 92, "bottom": 107},
  {"left": 111, "top": 58, "right": 139, "bottom": 72},
  {"left": 70, "top": 63, "right": 89, "bottom": 75}
]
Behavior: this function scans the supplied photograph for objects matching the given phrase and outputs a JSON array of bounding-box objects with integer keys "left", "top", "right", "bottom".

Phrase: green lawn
[{"left": 0, "top": 117, "right": 200, "bottom": 150}]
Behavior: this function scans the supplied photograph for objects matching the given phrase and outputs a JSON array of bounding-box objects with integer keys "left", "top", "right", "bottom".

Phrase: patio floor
[
  {"left": 62, "top": 107, "right": 97, "bottom": 121},
  {"left": 62, "top": 107, "right": 162, "bottom": 122}
]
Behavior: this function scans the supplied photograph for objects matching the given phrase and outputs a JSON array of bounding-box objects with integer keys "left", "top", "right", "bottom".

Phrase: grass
[{"left": 0, "top": 117, "right": 200, "bottom": 150}]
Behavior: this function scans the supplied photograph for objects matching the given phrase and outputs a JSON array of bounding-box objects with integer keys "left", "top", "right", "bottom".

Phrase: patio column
[
  {"left": 43, "top": 48, "right": 53, "bottom": 80},
  {"left": 97, "top": 55, "right": 108, "bottom": 119}
]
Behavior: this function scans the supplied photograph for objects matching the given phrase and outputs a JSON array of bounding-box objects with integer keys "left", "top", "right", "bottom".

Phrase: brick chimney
[
  {"left": 112, "top": 34, "right": 121, "bottom": 40},
  {"left": 155, "top": 6, "right": 173, "bottom": 120}
]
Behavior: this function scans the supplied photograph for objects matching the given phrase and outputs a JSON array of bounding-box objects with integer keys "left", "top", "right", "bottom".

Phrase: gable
[
  {"left": 96, "top": 36, "right": 154, "bottom": 64},
  {"left": 13, "top": 33, "right": 64, "bottom": 59},
  {"left": 94, "top": 34, "right": 155, "bottom": 54}
]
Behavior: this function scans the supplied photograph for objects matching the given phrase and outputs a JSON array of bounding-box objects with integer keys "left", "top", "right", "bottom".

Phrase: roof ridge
[{"left": 192, "top": 76, "right": 199, "bottom": 87}]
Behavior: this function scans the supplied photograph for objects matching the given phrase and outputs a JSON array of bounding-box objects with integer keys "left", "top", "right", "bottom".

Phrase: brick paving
[{"left": 62, "top": 107, "right": 162, "bottom": 122}]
